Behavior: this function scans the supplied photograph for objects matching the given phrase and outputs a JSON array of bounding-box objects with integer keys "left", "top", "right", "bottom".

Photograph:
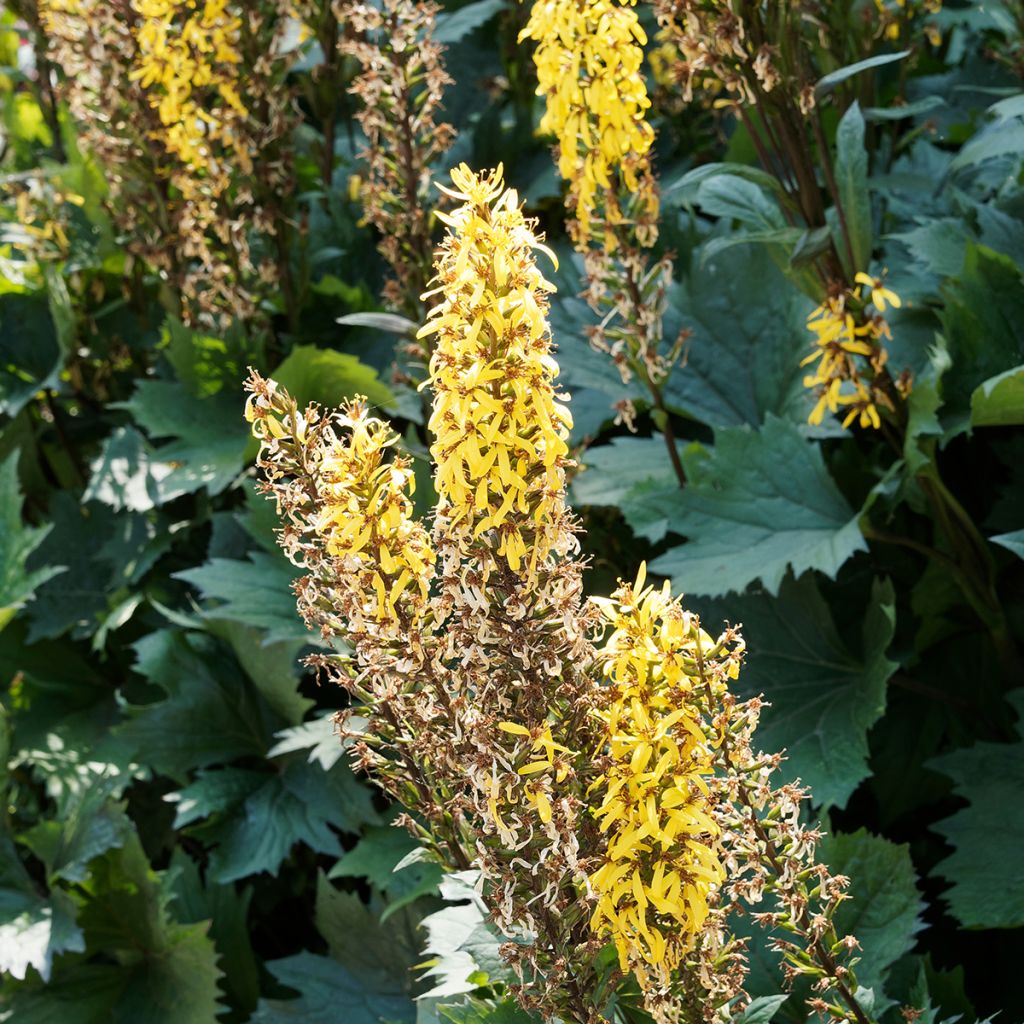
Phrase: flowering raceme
[
  {"left": 520, "top": 0, "right": 659, "bottom": 248},
  {"left": 130, "top": 0, "right": 249, "bottom": 183},
  {"left": 247, "top": 164, "right": 870, "bottom": 1024},
  {"left": 589, "top": 564, "right": 736, "bottom": 986},
  {"left": 419, "top": 164, "right": 574, "bottom": 581},
  {"left": 802, "top": 273, "right": 903, "bottom": 430}
]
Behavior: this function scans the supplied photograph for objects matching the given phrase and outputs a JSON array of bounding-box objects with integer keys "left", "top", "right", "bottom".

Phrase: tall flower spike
[
  {"left": 520, "top": 0, "right": 659, "bottom": 249},
  {"left": 419, "top": 163, "right": 575, "bottom": 583},
  {"left": 589, "top": 564, "right": 734, "bottom": 990}
]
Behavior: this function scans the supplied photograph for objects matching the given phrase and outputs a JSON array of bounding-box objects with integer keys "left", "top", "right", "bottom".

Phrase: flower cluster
[
  {"left": 874, "top": 0, "right": 943, "bottom": 46},
  {"left": 588, "top": 565, "right": 737, "bottom": 987},
  {"left": 520, "top": 0, "right": 658, "bottom": 250},
  {"left": 520, "top": 0, "right": 683, "bottom": 423},
  {"left": 419, "top": 164, "right": 573, "bottom": 582},
  {"left": 248, "top": 164, "right": 872, "bottom": 1024},
  {"left": 339, "top": 0, "right": 456, "bottom": 322},
  {"left": 802, "top": 273, "right": 903, "bottom": 430},
  {"left": 41, "top": 0, "right": 301, "bottom": 325},
  {"left": 130, "top": 0, "right": 248, "bottom": 184}
]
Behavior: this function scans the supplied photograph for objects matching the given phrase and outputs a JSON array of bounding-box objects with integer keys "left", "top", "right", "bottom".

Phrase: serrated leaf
[
  {"left": 835, "top": 102, "right": 872, "bottom": 276},
  {"left": 82, "top": 426, "right": 175, "bottom": 513},
  {"left": 819, "top": 829, "right": 925, "bottom": 1002},
  {"left": 663, "top": 246, "right": 817, "bottom": 429},
  {"left": 419, "top": 880, "right": 510, "bottom": 998},
  {"left": 650, "top": 417, "right": 866, "bottom": 597},
  {"left": 268, "top": 715, "right": 348, "bottom": 771},
  {"left": 928, "top": 691, "right": 1024, "bottom": 929},
  {"left": 970, "top": 364, "right": 1024, "bottom": 426},
  {"left": 329, "top": 819, "right": 443, "bottom": 912},
  {"left": 439, "top": 997, "right": 540, "bottom": 1024},
  {"left": 0, "top": 451, "right": 64, "bottom": 631},
  {"left": 205, "top": 760, "right": 379, "bottom": 883},
  {"left": 173, "top": 553, "right": 312, "bottom": 646},
  {"left": 115, "top": 630, "right": 279, "bottom": 781},
  {"left": 271, "top": 344, "right": 393, "bottom": 411},
  {"left": 314, "top": 873, "right": 424, "bottom": 999},
  {"left": 571, "top": 437, "right": 681, "bottom": 542},
  {"left": 117, "top": 379, "right": 248, "bottom": 497},
  {"left": 0, "top": 835, "right": 84, "bottom": 981},
  {"left": 74, "top": 833, "right": 224, "bottom": 1024},
  {"left": 251, "top": 952, "right": 415, "bottom": 1024},
  {"left": 166, "top": 848, "right": 260, "bottom": 1015},
  {"left": 694, "top": 576, "right": 896, "bottom": 808}
]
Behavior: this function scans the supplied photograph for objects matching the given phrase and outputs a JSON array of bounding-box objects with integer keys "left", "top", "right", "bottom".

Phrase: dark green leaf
[
  {"left": 116, "top": 630, "right": 279, "bottom": 780},
  {"left": 205, "top": 760, "right": 379, "bottom": 882},
  {"left": 0, "top": 451, "right": 64, "bottom": 632},
  {"left": 663, "top": 246, "right": 817, "bottom": 429},
  {"left": 834, "top": 102, "right": 872, "bottom": 276},
  {"left": 173, "top": 553, "right": 312, "bottom": 646},
  {"left": 650, "top": 417, "right": 866, "bottom": 597},
  {"left": 694, "top": 577, "right": 896, "bottom": 808},
  {"left": 819, "top": 829, "right": 925, "bottom": 1002},
  {"left": 251, "top": 952, "right": 415, "bottom": 1024},
  {"left": 928, "top": 691, "right": 1024, "bottom": 929},
  {"left": 0, "top": 293, "right": 63, "bottom": 418}
]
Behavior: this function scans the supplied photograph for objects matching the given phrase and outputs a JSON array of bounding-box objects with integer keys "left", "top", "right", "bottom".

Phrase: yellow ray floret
[
  {"left": 520, "top": 0, "right": 657, "bottom": 246},
  {"left": 588, "top": 564, "right": 737, "bottom": 986},
  {"left": 419, "top": 164, "right": 573, "bottom": 579}
]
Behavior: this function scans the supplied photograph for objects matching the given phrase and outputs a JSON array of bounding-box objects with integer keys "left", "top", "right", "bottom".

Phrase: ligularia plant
[{"left": 246, "top": 165, "right": 877, "bottom": 1024}]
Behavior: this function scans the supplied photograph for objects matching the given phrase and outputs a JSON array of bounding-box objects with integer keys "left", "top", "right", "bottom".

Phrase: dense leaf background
[{"left": 1, "top": 1, "right": 1022, "bottom": 1022}]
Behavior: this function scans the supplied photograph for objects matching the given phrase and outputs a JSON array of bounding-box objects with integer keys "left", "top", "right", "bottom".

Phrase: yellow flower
[
  {"left": 588, "top": 564, "right": 735, "bottom": 985},
  {"left": 854, "top": 271, "right": 902, "bottom": 314},
  {"left": 419, "top": 164, "right": 573, "bottom": 580},
  {"left": 802, "top": 280, "right": 903, "bottom": 431},
  {"left": 519, "top": 0, "right": 658, "bottom": 247},
  {"left": 129, "top": 0, "right": 248, "bottom": 176}
]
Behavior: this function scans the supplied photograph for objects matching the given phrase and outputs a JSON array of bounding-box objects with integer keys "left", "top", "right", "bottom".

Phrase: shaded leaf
[
  {"left": 819, "top": 829, "right": 925, "bottom": 1002},
  {"left": 651, "top": 417, "right": 866, "bottom": 597},
  {"left": 928, "top": 691, "right": 1024, "bottom": 929},
  {"left": 251, "top": 951, "right": 414, "bottom": 1024},
  {"left": 0, "top": 451, "right": 63, "bottom": 632},
  {"left": 694, "top": 577, "right": 896, "bottom": 808}
]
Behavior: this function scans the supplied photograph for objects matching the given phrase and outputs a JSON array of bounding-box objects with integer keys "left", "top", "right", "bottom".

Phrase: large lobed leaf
[
  {"left": 928, "top": 690, "right": 1024, "bottom": 929},
  {"left": 651, "top": 416, "right": 866, "bottom": 597}
]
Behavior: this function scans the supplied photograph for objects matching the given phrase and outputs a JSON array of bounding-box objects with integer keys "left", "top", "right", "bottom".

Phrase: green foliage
[
  {"left": 928, "top": 691, "right": 1024, "bottom": 929},
  {"left": 650, "top": 416, "right": 866, "bottom": 597},
  {"left": 1, "top": 3, "right": 1022, "bottom": 1022}
]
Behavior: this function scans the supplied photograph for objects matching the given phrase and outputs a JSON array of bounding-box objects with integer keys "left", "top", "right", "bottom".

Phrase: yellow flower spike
[
  {"left": 423, "top": 165, "right": 573, "bottom": 581},
  {"left": 520, "top": 0, "right": 657, "bottom": 247},
  {"left": 586, "top": 565, "right": 735, "bottom": 982}
]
